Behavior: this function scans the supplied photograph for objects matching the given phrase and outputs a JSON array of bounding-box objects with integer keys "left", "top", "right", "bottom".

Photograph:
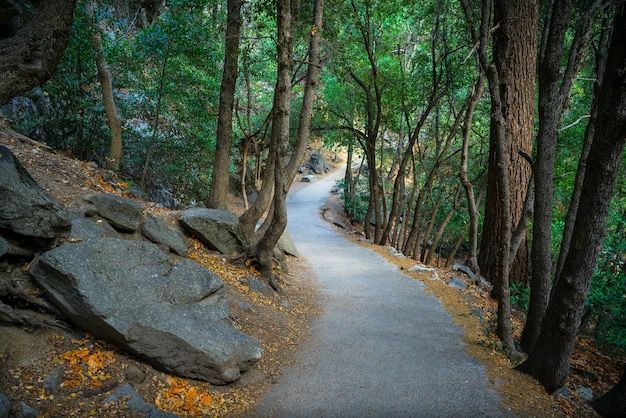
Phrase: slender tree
[
  {"left": 88, "top": 2, "right": 123, "bottom": 171},
  {"left": 253, "top": 0, "right": 296, "bottom": 280},
  {"left": 209, "top": 0, "right": 243, "bottom": 209}
]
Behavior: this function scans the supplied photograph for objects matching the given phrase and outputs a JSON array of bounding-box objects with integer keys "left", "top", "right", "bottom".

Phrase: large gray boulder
[
  {"left": 179, "top": 208, "right": 248, "bottom": 255},
  {"left": 85, "top": 193, "right": 144, "bottom": 232},
  {"left": 142, "top": 216, "right": 188, "bottom": 256},
  {"left": 29, "top": 238, "right": 262, "bottom": 384},
  {"left": 0, "top": 145, "right": 71, "bottom": 243},
  {"left": 277, "top": 230, "right": 299, "bottom": 257},
  {"left": 309, "top": 150, "right": 330, "bottom": 175},
  {"left": 68, "top": 217, "right": 120, "bottom": 242}
]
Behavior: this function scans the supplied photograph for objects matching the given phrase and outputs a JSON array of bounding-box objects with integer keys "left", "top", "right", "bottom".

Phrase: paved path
[{"left": 252, "top": 169, "right": 508, "bottom": 417}]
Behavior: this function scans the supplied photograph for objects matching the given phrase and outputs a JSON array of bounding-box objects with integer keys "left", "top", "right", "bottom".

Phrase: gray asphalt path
[{"left": 252, "top": 168, "right": 508, "bottom": 417}]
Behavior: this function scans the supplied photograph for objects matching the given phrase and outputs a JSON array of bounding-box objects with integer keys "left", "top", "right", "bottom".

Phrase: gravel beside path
[{"left": 251, "top": 168, "right": 510, "bottom": 417}]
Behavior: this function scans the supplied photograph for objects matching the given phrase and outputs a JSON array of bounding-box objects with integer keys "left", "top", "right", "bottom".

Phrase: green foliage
[
  {"left": 337, "top": 178, "right": 370, "bottom": 222},
  {"left": 583, "top": 172, "right": 626, "bottom": 352},
  {"left": 510, "top": 282, "right": 530, "bottom": 311}
]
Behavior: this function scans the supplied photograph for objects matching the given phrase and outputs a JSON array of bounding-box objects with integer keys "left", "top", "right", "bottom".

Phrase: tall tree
[
  {"left": 209, "top": 0, "right": 243, "bottom": 209},
  {"left": 471, "top": 0, "right": 537, "bottom": 360},
  {"left": 0, "top": 0, "right": 77, "bottom": 105},
  {"left": 253, "top": 0, "right": 296, "bottom": 280},
  {"left": 521, "top": 0, "right": 606, "bottom": 354},
  {"left": 517, "top": 6, "right": 626, "bottom": 392},
  {"left": 239, "top": 0, "right": 324, "bottom": 241},
  {"left": 478, "top": 0, "right": 538, "bottom": 288}
]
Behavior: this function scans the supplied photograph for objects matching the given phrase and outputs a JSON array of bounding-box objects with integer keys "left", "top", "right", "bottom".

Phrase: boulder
[
  {"left": 68, "top": 217, "right": 119, "bottom": 242},
  {"left": 142, "top": 216, "right": 188, "bottom": 256},
  {"left": 29, "top": 238, "right": 262, "bottom": 384},
  {"left": 85, "top": 193, "right": 144, "bottom": 232},
  {"left": 448, "top": 276, "right": 467, "bottom": 290},
  {"left": 276, "top": 230, "right": 299, "bottom": 257},
  {"left": 179, "top": 208, "right": 248, "bottom": 255},
  {"left": 309, "top": 150, "right": 329, "bottom": 174},
  {"left": 0, "top": 145, "right": 71, "bottom": 243},
  {"left": 452, "top": 262, "right": 477, "bottom": 282}
]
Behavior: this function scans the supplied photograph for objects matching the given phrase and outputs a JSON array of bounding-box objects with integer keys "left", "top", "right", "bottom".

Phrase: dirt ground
[{"left": 0, "top": 130, "right": 623, "bottom": 417}]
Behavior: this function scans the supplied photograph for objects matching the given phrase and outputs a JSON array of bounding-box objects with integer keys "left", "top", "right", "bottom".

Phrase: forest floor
[{"left": 0, "top": 130, "right": 624, "bottom": 417}]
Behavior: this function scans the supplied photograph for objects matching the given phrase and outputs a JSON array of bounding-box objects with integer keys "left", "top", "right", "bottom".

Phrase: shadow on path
[{"left": 251, "top": 167, "right": 509, "bottom": 417}]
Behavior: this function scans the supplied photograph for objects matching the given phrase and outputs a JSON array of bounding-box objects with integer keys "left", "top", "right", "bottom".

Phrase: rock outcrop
[
  {"left": 1, "top": 146, "right": 265, "bottom": 385},
  {"left": 179, "top": 208, "right": 248, "bottom": 255},
  {"left": 85, "top": 193, "right": 144, "bottom": 232},
  {"left": 308, "top": 150, "right": 330, "bottom": 175},
  {"left": 29, "top": 238, "right": 262, "bottom": 384},
  {"left": 142, "top": 216, "right": 188, "bottom": 256},
  {"left": 0, "top": 145, "right": 71, "bottom": 250}
]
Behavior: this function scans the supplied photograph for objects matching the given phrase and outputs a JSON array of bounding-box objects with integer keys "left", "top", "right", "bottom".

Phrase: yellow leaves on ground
[
  {"left": 60, "top": 340, "right": 116, "bottom": 389},
  {"left": 154, "top": 375, "right": 224, "bottom": 416},
  {"left": 188, "top": 238, "right": 262, "bottom": 293}
]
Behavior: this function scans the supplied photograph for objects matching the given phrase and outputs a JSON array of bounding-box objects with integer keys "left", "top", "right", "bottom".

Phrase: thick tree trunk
[
  {"left": 516, "top": 9, "right": 626, "bottom": 391},
  {"left": 555, "top": 15, "right": 611, "bottom": 283},
  {"left": 474, "top": 0, "right": 526, "bottom": 361},
  {"left": 589, "top": 366, "right": 626, "bottom": 418},
  {"left": 478, "top": 0, "right": 538, "bottom": 288},
  {"left": 209, "top": 0, "right": 243, "bottom": 209},
  {"left": 521, "top": 0, "right": 601, "bottom": 354},
  {"left": 0, "top": 0, "right": 77, "bottom": 105}
]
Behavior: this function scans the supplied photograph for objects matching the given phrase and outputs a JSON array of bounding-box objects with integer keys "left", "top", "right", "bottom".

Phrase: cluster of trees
[{"left": 1, "top": 0, "right": 625, "bottom": 402}]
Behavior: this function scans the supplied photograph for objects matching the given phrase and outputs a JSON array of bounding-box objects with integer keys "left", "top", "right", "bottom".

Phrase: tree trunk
[
  {"left": 424, "top": 185, "right": 462, "bottom": 266},
  {"left": 0, "top": 0, "right": 77, "bottom": 105},
  {"left": 521, "top": 0, "right": 602, "bottom": 354},
  {"left": 240, "top": 0, "right": 322, "bottom": 239},
  {"left": 516, "top": 8, "right": 626, "bottom": 391},
  {"left": 478, "top": 0, "right": 538, "bottom": 288},
  {"left": 89, "top": 3, "right": 123, "bottom": 172},
  {"left": 459, "top": 74, "right": 485, "bottom": 276},
  {"left": 554, "top": 14, "right": 611, "bottom": 283},
  {"left": 285, "top": 0, "right": 324, "bottom": 189},
  {"left": 254, "top": 0, "right": 295, "bottom": 278},
  {"left": 209, "top": 0, "right": 243, "bottom": 209},
  {"left": 474, "top": 0, "right": 527, "bottom": 361},
  {"left": 589, "top": 366, "right": 626, "bottom": 418}
]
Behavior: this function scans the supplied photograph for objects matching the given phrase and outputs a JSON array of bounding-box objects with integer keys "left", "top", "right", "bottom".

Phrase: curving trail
[{"left": 251, "top": 168, "right": 510, "bottom": 417}]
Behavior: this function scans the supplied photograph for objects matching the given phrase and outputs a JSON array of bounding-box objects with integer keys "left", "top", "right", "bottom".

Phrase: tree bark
[
  {"left": 254, "top": 0, "right": 295, "bottom": 278},
  {"left": 459, "top": 73, "right": 485, "bottom": 276},
  {"left": 209, "top": 0, "right": 243, "bottom": 209},
  {"left": 521, "top": 0, "right": 602, "bottom": 354},
  {"left": 285, "top": 0, "right": 324, "bottom": 189},
  {"left": 478, "top": 0, "right": 538, "bottom": 288},
  {"left": 0, "top": 0, "right": 77, "bottom": 105},
  {"left": 474, "top": 0, "right": 527, "bottom": 361},
  {"left": 589, "top": 366, "right": 626, "bottom": 418},
  {"left": 554, "top": 14, "right": 611, "bottom": 283},
  {"left": 516, "top": 8, "right": 626, "bottom": 391},
  {"left": 88, "top": 3, "right": 123, "bottom": 172}
]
